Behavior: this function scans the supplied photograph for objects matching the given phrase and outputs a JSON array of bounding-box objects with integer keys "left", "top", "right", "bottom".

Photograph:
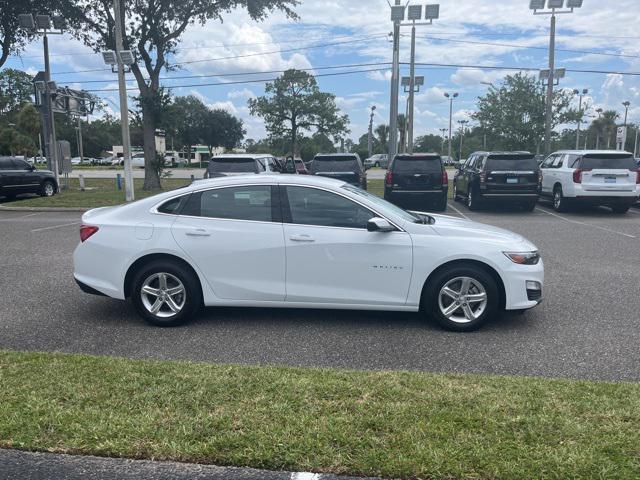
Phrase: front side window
[
  {"left": 12, "top": 159, "right": 30, "bottom": 170},
  {"left": 0, "top": 158, "right": 13, "bottom": 170},
  {"left": 182, "top": 186, "right": 274, "bottom": 222},
  {"left": 285, "top": 186, "right": 375, "bottom": 229}
]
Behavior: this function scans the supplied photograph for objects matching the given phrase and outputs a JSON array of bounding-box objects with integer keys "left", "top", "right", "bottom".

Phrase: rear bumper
[
  {"left": 479, "top": 190, "right": 538, "bottom": 201},
  {"left": 74, "top": 277, "right": 107, "bottom": 297},
  {"left": 573, "top": 196, "right": 638, "bottom": 206}
]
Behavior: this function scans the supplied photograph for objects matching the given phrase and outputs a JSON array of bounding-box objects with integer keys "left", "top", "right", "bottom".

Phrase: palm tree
[
  {"left": 397, "top": 114, "right": 407, "bottom": 153},
  {"left": 589, "top": 110, "right": 619, "bottom": 149},
  {"left": 374, "top": 124, "right": 389, "bottom": 151}
]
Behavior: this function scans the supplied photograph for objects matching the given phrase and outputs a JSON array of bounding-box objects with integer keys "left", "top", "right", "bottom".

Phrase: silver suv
[{"left": 364, "top": 154, "right": 389, "bottom": 169}]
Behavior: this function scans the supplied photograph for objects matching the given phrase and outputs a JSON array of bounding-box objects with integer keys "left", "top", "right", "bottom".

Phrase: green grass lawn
[{"left": 0, "top": 350, "right": 638, "bottom": 479}]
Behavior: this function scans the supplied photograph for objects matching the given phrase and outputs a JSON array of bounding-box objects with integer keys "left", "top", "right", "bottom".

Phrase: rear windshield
[
  {"left": 486, "top": 156, "right": 538, "bottom": 171},
  {"left": 208, "top": 158, "right": 256, "bottom": 173},
  {"left": 311, "top": 156, "right": 359, "bottom": 173},
  {"left": 393, "top": 156, "right": 441, "bottom": 173},
  {"left": 579, "top": 154, "right": 636, "bottom": 170}
]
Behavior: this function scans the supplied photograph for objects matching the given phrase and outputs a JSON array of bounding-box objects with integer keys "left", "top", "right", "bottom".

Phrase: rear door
[
  {"left": 578, "top": 154, "right": 637, "bottom": 193},
  {"left": 391, "top": 155, "right": 443, "bottom": 192},
  {"left": 484, "top": 155, "right": 539, "bottom": 193},
  {"left": 311, "top": 155, "right": 361, "bottom": 185}
]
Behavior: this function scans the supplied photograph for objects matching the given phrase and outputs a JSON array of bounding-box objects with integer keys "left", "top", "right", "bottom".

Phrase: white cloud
[{"left": 228, "top": 88, "right": 256, "bottom": 100}]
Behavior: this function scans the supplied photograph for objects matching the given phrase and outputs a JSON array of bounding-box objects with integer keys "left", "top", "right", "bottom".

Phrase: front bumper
[{"left": 502, "top": 259, "right": 544, "bottom": 311}]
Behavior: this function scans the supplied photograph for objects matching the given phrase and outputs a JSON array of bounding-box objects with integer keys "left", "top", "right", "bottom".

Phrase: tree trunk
[
  {"left": 291, "top": 120, "right": 297, "bottom": 157},
  {"left": 142, "top": 106, "right": 161, "bottom": 190}
]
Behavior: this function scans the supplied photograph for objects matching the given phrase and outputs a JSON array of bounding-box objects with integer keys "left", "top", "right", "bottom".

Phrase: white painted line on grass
[
  {"left": 447, "top": 202, "right": 470, "bottom": 220},
  {"left": 535, "top": 207, "right": 636, "bottom": 239},
  {"left": 31, "top": 221, "right": 80, "bottom": 233},
  {"left": 0, "top": 213, "right": 40, "bottom": 221}
]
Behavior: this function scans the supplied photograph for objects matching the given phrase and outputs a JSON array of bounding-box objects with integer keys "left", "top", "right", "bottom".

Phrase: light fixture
[
  {"left": 101, "top": 51, "right": 118, "bottom": 66},
  {"left": 35, "top": 15, "right": 51, "bottom": 30},
  {"left": 407, "top": 5, "right": 423, "bottom": 20},
  {"left": 52, "top": 15, "right": 66, "bottom": 30},
  {"left": 539, "top": 69, "right": 550, "bottom": 80},
  {"left": 566, "top": 0, "right": 583, "bottom": 7},
  {"left": 119, "top": 50, "right": 135, "bottom": 66},
  {"left": 401, "top": 76, "right": 411, "bottom": 87},
  {"left": 415, "top": 76, "right": 425, "bottom": 86},
  {"left": 34, "top": 80, "right": 46, "bottom": 92},
  {"left": 529, "top": 0, "right": 545, "bottom": 9},
  {"left": 555, "top": 68, "right": 566, "bottom": 79},
  {"left": 47, "top": 80, "right": 57, "bottom": 91},
  {"left": 547, "top": 0, "right": 564, "bottom": 8},
  {"left": 18, "top": 14, "right": 35, "bottom": 29},
  {"left": 424, "top": 4, "right": 440, "bottom": 20},
  {"left": 390, "top": 5, "right": 405, "bottom": 22}
]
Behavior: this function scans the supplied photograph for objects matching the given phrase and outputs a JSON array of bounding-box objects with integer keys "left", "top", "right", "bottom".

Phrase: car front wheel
[
  {"left": 40, "top": 180, "right": 56, "bottom": 197},
  {"left": 426, "top": 264, "right": 499, "bottom": 331},
  {"left": 131, "top": 261, "right": 202, "bottom": 327}
]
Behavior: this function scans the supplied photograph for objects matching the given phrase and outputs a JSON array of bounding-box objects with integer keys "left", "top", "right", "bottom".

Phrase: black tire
[
  {"left": 40, "top": 180, "right": 56, "bottom": 197},
  {"left": 453, "top": 183, "right": 460, "bottom": 201},
  {"left": 552, "top": 186, "right": 568, "bottom": 212},
  {"left": 611, "top": 205, "right": 630, "bottom": 214},
  {"left": 434, "top": 194, "right": 447, "bottom": 212},
  {"left": 374, "top": 162, "right": 380, "bottom": 168},
  {"left": 425, "top": 264, "right": 499, "bottom": 332},
  {"left": 522, "top": 201, "right": 537, "bottom": 212},
  {"left": 467, "top": 185, "right": 481, "bottom": 211},
  {"left": 131, "top": 260, "right": 202, "bottom": 327}
]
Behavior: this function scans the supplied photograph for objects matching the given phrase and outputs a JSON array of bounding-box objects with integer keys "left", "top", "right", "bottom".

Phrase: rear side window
[
  {"left": 392, "top": 156, "right": 442, "bottom": 173},
  {"left": 158, "top": 195, "right": 187, "bottom": 214},
  {"left": 208, "top": 158, "right": 257, "bottom": 173},
  {"left": 485, "top": 156, "right": 538, "bottom": 171},
  {"left": 311, "top": 156, "right": 360, "bottom": 173},
  {"left": 181, "top": 186, "right": 273, "bottom": 222},
  {"left": 0, "top": 158, "right": 13, "bottom": 170},
  {"left": 11, "top": 159, "right": 30, "bottom": 170},
  {"left": 579, "top": 155, "right": 636, "bottom": 170}
]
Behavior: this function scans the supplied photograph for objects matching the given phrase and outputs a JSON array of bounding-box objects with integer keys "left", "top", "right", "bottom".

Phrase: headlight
[{"left": 503, "top": 251, "right": 540, "bottom": 265}]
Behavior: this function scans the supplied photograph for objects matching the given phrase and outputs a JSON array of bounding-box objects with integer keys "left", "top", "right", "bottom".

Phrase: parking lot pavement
[{"left": 1, "top": 205, "right": 639, "bottom": 382}]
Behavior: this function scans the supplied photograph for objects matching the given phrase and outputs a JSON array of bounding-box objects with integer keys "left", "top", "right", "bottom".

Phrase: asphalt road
[{"left": 1, "top": 201, "right": 639, "bottom": 382}]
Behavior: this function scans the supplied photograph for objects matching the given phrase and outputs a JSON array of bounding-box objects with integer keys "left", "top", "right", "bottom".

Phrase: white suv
[{"left": 540, "top": 150, "right": 639, "bottom": 213}]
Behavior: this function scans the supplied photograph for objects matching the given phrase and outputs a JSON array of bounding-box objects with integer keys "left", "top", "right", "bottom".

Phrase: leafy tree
[
  {"left": 63, "top": 0, "right": 298, "bottom": 190},
  {"left": 414, "top": 134, "right": 443, "bottom": 153},
  {"left": 473, "top": 73, "right": 580, "bottom": 153},
  {"left": 0, "top": 69, "right": 34, "bottom": 114},
  {"left": 166, "top": 95, "right": 209, "bottom": 163},
  {"left": 588, "top": 110, "right": 619, "bottom": 149},
  {"left": 248, "top": 69, "right": 349, "bottom": 156},
  {"left": 201, "top": 108, "right": 245, "bottom": 155},
  {"left": 375, "top": 124, "right": 389, "bottom": 151}
]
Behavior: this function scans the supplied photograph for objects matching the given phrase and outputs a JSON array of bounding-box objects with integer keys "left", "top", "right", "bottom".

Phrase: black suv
[
  {"left": 384, "top": 153, "right": 448, "bottom": 211},
  {"left": 310, "top": 153, "right": 367, "bottom": 190},
  {"left": 0, "top": 157, "right": 58, "bottom": 199},
  {"left": 453, "top": 151, "right": 539, "bottom": 211}
]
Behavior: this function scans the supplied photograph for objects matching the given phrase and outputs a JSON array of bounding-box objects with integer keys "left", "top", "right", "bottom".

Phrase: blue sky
[{"left": 6, "top": 0, "right": 640, "bottom": 142}]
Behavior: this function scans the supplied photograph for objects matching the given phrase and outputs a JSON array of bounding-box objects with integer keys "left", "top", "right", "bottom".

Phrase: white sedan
[{"left": 73, "top": 175, "right": 543, "bottom": 331}]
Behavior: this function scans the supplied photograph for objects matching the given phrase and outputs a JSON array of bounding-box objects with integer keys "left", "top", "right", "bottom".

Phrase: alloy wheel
[
  {"left": 554, "top": 191, "right": 562, "bottom": 210},
  {"left": 44, "top": 183, "right": 54, "bottom": 196},
  {"left": 437, "top": 276, "right": 488, "bottom": 324},
  {"left": 140, "top": 272, "right": 186, "bottom": 318}
]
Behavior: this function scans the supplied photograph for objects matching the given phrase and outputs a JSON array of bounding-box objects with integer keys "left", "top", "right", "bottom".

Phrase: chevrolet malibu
[{"left": 74, "top": 175, "right": 543, "bottom": 331}]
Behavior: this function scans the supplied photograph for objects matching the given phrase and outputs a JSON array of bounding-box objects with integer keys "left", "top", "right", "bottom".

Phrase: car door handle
[
  {"left": 185, "top": 229, "right": 210, "bottom": 237},
  {"left": 289, "top": 234, "right": 315, "bottom": 242}
]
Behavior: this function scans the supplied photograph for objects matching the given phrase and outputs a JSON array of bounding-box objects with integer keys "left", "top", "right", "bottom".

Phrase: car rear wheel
[
  {"left": 553, "top": 186, "right": 568, "bottom": 212},
  {"left": 131, "top": 261, "right": 201, "bottom": 327},
  {"left": 522, "top": 201, "right": 537, "bottom": 212},
  {"left": 374, "top": 162, "right": 380, "bottom": 168},
  {"left": 453, "top": 183, "right": 459, "bottom": 201},
  {"left": 467, "top": 186, "right": 481, "bottom": 211},
  {"left": 434, "top": 194, "right": 447, "bottom": 212},
  {"left": 611, "top": 205, "right": 630, "bottom": 214},
  {"left": 426, "top": 265, "right": 499, "bottom": 332},
  {"left": 40, "top": 180, "right": 56, "bottom": 197}
]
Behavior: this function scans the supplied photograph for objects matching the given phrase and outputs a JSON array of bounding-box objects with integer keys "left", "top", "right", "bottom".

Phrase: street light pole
[
  {"left": 458, "top": 120, "right": 468, "bottom": 160},
  {"left": 574, "top": 88, "right": 588, "bottom": 149},
  {"left": 113, "top": 0, "right": 135, "bottom": 202},
  {"left": 388, "top": 0, "right": 401, "bottom": 161},
  {"left": 444, "top": 92, "right": 458, "bottom": 160},
  {"left": 42, "top": 33, "right": 60, "bottom": 189},
  {"left": 367, "top": 105, "right": 376, "bottom": 159},
  {"left": 439, "top": 128, "right": 447, "bottom": 152},
  {"left": 76, "top": 116, "right": 84, "bottom": 162},
  {"left": 622, "top": 101, "right": 630, "bottom": 126},
  {"left": 595, "top": 107, "right": 603, "bottom": 149},
  {"left": 407, "top": 22, "right": 417, "bottom": 154}
]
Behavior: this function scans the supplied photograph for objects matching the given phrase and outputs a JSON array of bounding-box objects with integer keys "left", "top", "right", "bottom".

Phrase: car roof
[
  {"left": 469, "top": 151, "right": 532, "bottom": 155},
  {"left": 313, "top": 153, "right": 358, "bottom": 157},
  {"left": 551, "top": 150, "right": 633, "bottom": 155},
  {"left": 191, "top": 173, "right": 345, "bottom": 190},
  {"left": 211, "top": 153, "right": 272, "bottom": 159},
  {"left": 394, "top": 153, "right": 440, "bottom": 158}
]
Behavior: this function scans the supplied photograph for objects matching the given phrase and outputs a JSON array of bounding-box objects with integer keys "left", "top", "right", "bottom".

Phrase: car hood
[{"left": 410, "top": 212, "right": 537, "bottom": 249}]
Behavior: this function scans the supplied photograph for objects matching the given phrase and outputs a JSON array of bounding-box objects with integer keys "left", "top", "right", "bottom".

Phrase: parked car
[
  {"left": 73, "top": 175, "right": 543, "bottom": 331},
  {"left": 441, "top": 155, "right": 455, "bottom": 167},
  {"left": 131, "top": 153, "right": 146, "bottom": 168},
  {"left": 203, "top": 154, "right": 281, "bottom": 179},
  {"left": 364, "top": 154, "right": 389, "bottom": 169},
  {"left": 310, "top": 153, "right": 367, "bottom": 189},
  {"left": 453, "top": 151, "right": 540, "bottom": 211},
  {"left": 539, "top": 150, "right": 639, "bottom": 213},
  {"left": 93, "top": 157, "right": 114, "bottom": 166},
  {"left": 280, "top": 156, "right": 309, "bottom": 174},
  {"left": 384, "top": 153, "right": 448, "bottom": 211},
  {"left": 71, "top": 157, "right": 94, "bottom": 165},
  {"left": 0, "top": 156, "right": 58, "bottom": 199}
]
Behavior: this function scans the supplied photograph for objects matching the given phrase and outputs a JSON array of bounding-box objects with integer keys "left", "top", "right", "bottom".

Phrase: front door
[
  {"left": 171, "top": 185, "right": 286, "bottom": 301},
  {"left": 281, "top": 185, "right": 412, "bottom": 306}
]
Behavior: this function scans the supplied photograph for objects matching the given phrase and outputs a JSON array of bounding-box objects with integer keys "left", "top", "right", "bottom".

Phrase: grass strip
[{"left": 1, "top": 349, "right": 638, "bottom": 479}]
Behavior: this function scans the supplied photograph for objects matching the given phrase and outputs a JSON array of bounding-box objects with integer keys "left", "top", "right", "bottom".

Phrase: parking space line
[
  {"left": 535, "top": 207, "right": 636, "bottom": 239},
  {"left": 0, "top": 213, "right": 40, "bottom": 221},
  {"left": 31, "top": 221, "right": 80, "bottom": 233},
  {"left": 447, "top": 203, "right": 470, "bottom": 220}
]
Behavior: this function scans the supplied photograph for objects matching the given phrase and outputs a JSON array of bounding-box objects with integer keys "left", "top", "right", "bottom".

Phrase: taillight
[
  {"left": 385, "top": 171, "right": 393, "bottom": 186},
  {"left": 573, "top": 169, "right": 591, "bottom": 183},
  {"left": 442, "top": 169, "right": 448, "bottom": 187},
  {"left": 80, "top": 224, "right": 99, "bottom": 242},
  {"left": 636, "top": 169, "right": 640, "bottom": 184}
]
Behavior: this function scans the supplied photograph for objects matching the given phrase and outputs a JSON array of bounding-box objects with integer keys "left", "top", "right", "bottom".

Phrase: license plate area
[
  {"left": 506, "top": 177, "right": 518, "bottom": 184},
  {"left": 604, "top": 176, "right": 617, "bottom": 184}
]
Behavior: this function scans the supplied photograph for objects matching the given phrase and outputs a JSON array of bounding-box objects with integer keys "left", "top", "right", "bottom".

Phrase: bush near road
[{"left": 0, "top": 350, "right": 638, "bottom": 480}]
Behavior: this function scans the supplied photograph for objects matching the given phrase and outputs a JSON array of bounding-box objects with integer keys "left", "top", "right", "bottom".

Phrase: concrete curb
[{"left": 0, "top": 205, "right": 89, "bottom": 212}]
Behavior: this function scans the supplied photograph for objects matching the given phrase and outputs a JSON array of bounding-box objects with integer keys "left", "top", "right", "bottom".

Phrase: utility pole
[
  {"left": 439, "top": 128, "right": 447, "bottom": 152},
  {"left": 407, "top": 21, "right": 417, "bottom": 153},
  {"left": 113, "top": 0, "right": 135, "bottom": 202},
  {"left": 77, "top": 117, "right": 84, "bottom": 162},
  {"left": 458, "top": 120, "right": 469, "bottom": 160},
  {"left": 43, "top": 33, "right": 60, "bottom": 188},
  {"left": 595, "top": 108, "right": 603, "bottom": 149},
  {"left": 444, "top": 92, "right": 458, "bottom": 160},
  {"left": 634, "top": 128, "right": 639, "bottom": 157},
  {"left": 574, "top": 88, "right": 588, "bottom": 149},
  {"left": 388, "top": 1, "right": 402, "bottom": 162},
  {"left": 622, "top": 101, "right": 630, "bottom": 126},
  {"left": 367, "top": 105, "right": 377, "bottom": 159}
]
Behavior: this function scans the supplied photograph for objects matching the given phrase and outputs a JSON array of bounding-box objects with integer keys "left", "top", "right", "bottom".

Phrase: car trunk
[
  {"left": 484, "top": 156, "right": 539, "bottom": 192},
  {"left": 391, "top": 156, "right": 442, "bottom": 191},
  {"left": 578, "top": 154, "right": 637, "bottom": 192},
  {"left": 311, "top": 156, "right": 361, "bottom": 185}
]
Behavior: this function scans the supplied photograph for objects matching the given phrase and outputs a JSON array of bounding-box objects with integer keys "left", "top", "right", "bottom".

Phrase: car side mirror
[{"left": 367, "top": 217, "right": 395, "bottom": 232}]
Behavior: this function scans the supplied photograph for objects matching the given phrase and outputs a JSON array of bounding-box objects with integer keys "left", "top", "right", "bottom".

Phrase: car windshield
[
  {"left": 311, "top": 156, "right": 359, "bottom": 173},
  {"left": 209, "top": 158, "right": 256, "bottom": 173},
  {"left": 342, "top": 185, "right": 422, "bottom": 223},
  {"left": 486, "top": 156, "right": 538, "bottom": 171},
  {"left": 393, "top": 156, "right": 441, "bottom": 173},
  {"left": 579, "top": 154, "right": 636, "bottom": 170}
]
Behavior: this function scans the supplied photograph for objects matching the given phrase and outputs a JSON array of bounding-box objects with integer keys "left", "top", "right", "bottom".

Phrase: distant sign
[{"left": 616, "top": 126, "right": 627, "bottom": 151}]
